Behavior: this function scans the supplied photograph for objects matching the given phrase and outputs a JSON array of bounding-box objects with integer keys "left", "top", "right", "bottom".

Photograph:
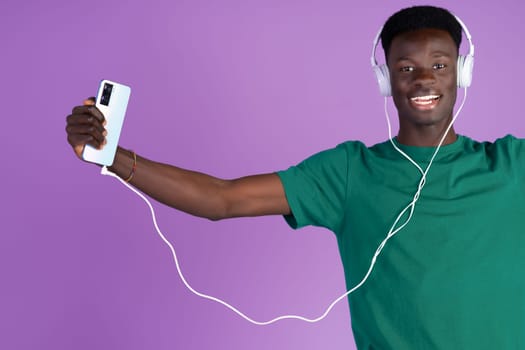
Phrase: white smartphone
[{"left": 82, "top": 79, "right": 131, "bottom": 166}]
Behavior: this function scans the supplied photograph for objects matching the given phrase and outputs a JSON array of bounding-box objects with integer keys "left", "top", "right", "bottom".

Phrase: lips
[{"left": 409, "top": 94, "right": 441, "bottom": 110}]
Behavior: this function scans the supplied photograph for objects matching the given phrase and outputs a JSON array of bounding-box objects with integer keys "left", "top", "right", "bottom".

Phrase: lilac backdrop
[{"left": 2, "top": 0, "right": 524, "bottom": 349}]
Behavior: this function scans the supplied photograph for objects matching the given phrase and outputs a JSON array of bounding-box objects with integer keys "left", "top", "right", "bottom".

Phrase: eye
[
  {"left": 400, "top": 66, "right": 414, "bottom": 72},
  {"left": 433, "top": 63, "right": 446, "bottom": 70}
]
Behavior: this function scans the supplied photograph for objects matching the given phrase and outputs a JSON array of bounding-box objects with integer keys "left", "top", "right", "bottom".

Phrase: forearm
[
  {"left": 67, "top": 102, "right": 288, "bottom": 219},
  {"left": 108, "top": 147, "right": 230, "bottom": 220}
]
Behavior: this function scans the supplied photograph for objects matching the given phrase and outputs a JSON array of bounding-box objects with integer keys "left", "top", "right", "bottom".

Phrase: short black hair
[{"left": 380, "top": 6, "right": 462, "bottom": 59}]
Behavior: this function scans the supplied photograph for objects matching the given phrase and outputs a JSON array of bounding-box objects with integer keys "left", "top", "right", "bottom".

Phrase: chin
[{"left": 405, "top": 112, "right": 454, "bottom": 130}]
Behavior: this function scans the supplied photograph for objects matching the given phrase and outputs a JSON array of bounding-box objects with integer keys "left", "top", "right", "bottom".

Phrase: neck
[{"left": 397, "top": 126, "right": 457, "bottom": 147}]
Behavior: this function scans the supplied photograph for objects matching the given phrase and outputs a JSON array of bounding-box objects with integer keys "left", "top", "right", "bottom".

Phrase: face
[{"left": 387, "top": 28, "right": 458, "bottom": 130}]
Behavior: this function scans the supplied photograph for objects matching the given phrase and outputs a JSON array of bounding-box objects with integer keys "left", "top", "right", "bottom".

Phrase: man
[{"left": 66, "top": 6, "right": 525, "bottom": 349}]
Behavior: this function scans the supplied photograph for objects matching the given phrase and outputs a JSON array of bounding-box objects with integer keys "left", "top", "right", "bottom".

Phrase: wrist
[
  {"left": 124, "top": 151, "right": 137, "bottom": 182},
  {"left": 108, "top": 147, "right": 136, "bottom": 181}
]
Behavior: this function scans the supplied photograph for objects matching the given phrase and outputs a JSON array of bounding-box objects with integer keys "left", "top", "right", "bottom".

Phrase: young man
[{"left": 66, "top": 6, "right": 525, "bottom": 349}]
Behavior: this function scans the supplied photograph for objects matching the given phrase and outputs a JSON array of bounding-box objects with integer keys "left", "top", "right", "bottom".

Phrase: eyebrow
[
  {"left": 430, "top": 51, "right": 453, "bottom": 58},
  {"left": 393, "top": 51, "right": 453, "bottom": 62}
]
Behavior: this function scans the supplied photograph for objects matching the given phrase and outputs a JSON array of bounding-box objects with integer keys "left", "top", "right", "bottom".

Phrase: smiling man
[
  {"left": 389, "top": 26, "right": 459, "bottom": 146},
  {"left": 66, "top": 5, "right": 525, "bottom": 350}
]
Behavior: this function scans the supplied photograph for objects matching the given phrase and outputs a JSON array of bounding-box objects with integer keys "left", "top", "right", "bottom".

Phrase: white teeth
[
  {"left": 410, "top": 95, "right": 440, "bottom": 106},
  {"left": 411, "top": 95, "right": 440, "bottom": 101}
]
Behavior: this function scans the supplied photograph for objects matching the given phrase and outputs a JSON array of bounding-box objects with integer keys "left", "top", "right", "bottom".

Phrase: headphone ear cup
[
  {"left": 457, "top": 54, "right": 474, "bottom": 88},
  {"left": 373, "top": 64, "right": 391, "bottom": 96}
]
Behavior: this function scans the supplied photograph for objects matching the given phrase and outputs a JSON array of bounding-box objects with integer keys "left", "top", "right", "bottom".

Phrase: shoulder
[
  {"left": 462, "top": 134, "right": 525, "bottom": 153},
  {"left": 277, "top": 140, "right": 373, "bottom": 183},
  {"left": 293, "top": 140, "right": 369, "bottom": 167},
  {"left": 459, "top": 135, "right": 525, "bottom": 175}
]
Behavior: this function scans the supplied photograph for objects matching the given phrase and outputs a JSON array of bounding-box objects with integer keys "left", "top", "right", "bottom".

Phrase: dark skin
[
  {"left": 65, "top": 28, "right": 459, "bottom": 218},
  {"left": 388, "top": 28, "right": 458, "bottom": 146},
  {"left": 66, "top": 99, "right": 291, "bottom": 220}
]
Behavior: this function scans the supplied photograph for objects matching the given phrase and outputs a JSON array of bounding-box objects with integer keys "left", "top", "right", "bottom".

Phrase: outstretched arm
[{"left": 66, "top": 99, "right": 290, "bottom": 221}]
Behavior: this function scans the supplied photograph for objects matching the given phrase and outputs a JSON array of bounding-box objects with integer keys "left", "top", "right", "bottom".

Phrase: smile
[{"left": 410, "top": 95, "right": 441, "bottom": 110}]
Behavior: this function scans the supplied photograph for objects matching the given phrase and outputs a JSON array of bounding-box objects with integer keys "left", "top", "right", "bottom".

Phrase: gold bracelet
[{"left": 124, "top": 151, "right": 137, "bottom": 183}]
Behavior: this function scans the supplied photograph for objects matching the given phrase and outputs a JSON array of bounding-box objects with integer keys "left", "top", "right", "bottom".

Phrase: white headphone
[{"left": 371, "top": 15, "right": 475, "bottom": 97}]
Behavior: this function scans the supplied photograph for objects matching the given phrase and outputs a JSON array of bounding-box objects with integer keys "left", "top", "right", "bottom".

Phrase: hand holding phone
[{"left": 82, "top": 80, "right": 131, "bottom": 166}]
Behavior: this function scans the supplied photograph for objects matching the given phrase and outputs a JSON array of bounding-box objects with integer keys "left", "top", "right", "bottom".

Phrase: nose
[{"left": 413, "top": 68, "right": 436, "bottom": 86}]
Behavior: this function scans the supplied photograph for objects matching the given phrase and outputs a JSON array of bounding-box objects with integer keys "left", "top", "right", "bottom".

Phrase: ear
[
  {"left": 373, "top": 64, "right": 392, "bottom": 97},
  {"left": 457, "top": 54, "right": 474, "bottom": 88}
]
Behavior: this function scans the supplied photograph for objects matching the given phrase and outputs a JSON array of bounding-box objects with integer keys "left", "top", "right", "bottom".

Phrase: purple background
[{"left": 2, "top": 0, "right": 524, "bottom": 349}]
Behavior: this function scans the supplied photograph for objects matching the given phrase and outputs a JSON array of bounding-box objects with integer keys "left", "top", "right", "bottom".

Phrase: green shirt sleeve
[
  {"left": 276, "top": 143, "right": 350, "bottom": 233},
  {"left": 507, "top": 135, "right": 525, "bottom": 178}
]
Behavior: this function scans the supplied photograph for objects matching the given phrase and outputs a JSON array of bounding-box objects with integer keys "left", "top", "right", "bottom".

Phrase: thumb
[{"left": 83, "top": 97, "right": 96, "bottom": 106}]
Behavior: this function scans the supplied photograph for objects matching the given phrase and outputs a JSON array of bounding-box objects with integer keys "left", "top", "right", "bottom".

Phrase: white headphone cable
[
  {"left": 381, "top": 87, "right": 468, "bottom": 245},
  {"left": 99, "top": 87, "right": 467, "bottom": 325}
]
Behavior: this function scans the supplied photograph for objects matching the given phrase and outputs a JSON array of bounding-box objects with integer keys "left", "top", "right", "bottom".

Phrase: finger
[
  {"left": 71, "top": 105, "right": 106, "bottom": 125},
  {"left": 67, "top": 111, "right": 103, "bottom": 126},
  {"left": 66, "top": 124, "right": 107, "bottom": 145},
  {"left": 83, "top": 97, "right": 96, "bottom": 106},
  {"left": 66, "top": 114, "right": 107, "bottom": 146},
  {"left": 68, "top": 130, "right": 107, "bottom": 150},
  {"left": 72, "top": 105, "right": 94, "bottom": 115},
  {"left": 66, "top": 113, "right": 106, "bottom": 134},
  {"left": 87, "top": 106, "right": 106, "bottom": 125},
  {"left": 67, "top": 134, "right": 101, "bottom": 158},
  {"left": 73, "top": 144, "right": 85, "bottom": 158}
]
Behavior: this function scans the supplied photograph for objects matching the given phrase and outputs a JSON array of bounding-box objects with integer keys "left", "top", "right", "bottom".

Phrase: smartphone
[{"left": 82, "top": 79, "right": 131, "bottom": 166}]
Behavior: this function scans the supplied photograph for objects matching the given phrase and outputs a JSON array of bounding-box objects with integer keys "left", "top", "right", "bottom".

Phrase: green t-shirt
[{"left": 277, "top": 135, "right": 525, "bottom": 349}]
